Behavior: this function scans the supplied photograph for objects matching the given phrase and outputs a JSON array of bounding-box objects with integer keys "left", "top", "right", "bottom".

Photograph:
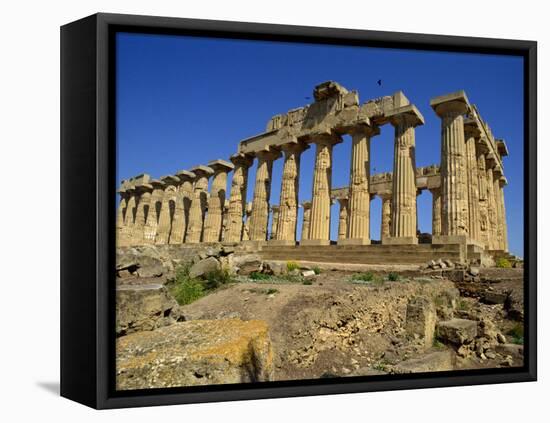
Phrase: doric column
[
  {"left": 203, "top": 160, "right": 235, "bottom": 242},
  {"left": 121, "top": 187, "right": 137, "bottom": 247},
  {"left": 224, "top": 153, "right": 253, "bottom": 242},
  {"left": 498, "top": 176, "right": 509, "bottom": 252},
  {"left": 476, "top": 146, "right": 490, "bottom": 248},
  {"left": 186, "top": 165, "right": 214, "bottom": 243},
  {"left": 300, "top": 201, "right": 312, "bottom": 242},
  {"left": 430, "top": 188, "right": 442, "bottom": 237},
  {"left": 492, "top": 164, "right": 504, "bottom": 250},
  {"left": 272, "top": 141, "right": 308, "bottom": 245},
  {"left": 485, "top": 156, "right": 498, "bottom": 250},
  {"left": 220, "top": 200, "right": 229, "bottom": 242},
  {"left": 270, "top": 205, "right": 280, "bottom": 240},
  {"left": 248, "top": 148, "right": 281, "bottom": 241},
  {"left": 431, "top": 91, "right": 470, "bottom": 243},
  {"left": 302, "top": 134, "right": 342, "bottom": 246},
  {"left": 142, "top": 180, "right": 165, "bottom": 244},
  {"left": 337, "top": 198, "right": 349, "bottom": 241},
  {"left": 170, "top": 170, "right": 195, "bottom": 244},
  {"left": 464, "top": 119, "right": 482, "bottom": 243},
  {"left": 242, "top": 202, "right": 252, "bottom": 241},
  {"left": 384, "top": 105, "right": 424, "bottom": 244},
  {"left": 340, "top": 124, "right": 378, "bottom": 245},
  {"left": 116, "top": 189, "right": 129, "bottom": 246},
  {"left": 132, "top": 183, "right": 153, "bottom": 245},
  {"left": 380, "top": 193, "right": 392, "bottom": 241},
  {"left": 155, "top": 175, "right": 179, "bottom": 245}
]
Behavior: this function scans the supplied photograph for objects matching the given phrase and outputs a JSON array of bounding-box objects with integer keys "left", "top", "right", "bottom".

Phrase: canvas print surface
[{"left": 115, "top": 32, "right": 525, "bottom": 391}]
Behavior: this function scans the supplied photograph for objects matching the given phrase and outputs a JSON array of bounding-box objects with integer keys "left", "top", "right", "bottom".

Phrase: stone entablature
[{"left": 117, "top": 82, "right": 509, "bottom": 253}]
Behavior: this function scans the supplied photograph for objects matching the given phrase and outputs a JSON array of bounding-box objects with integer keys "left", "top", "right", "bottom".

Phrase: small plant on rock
[
  {"left": 351, "top": 272, "right": 374, "bottom": 282},
  {"left": 286, "top": 261, "right": 300, "bottom": 272},
  {"left": 249, "top": 271, "right": 272, "bottom": 281},
  {"left": 312, "top": 266, "right": 322, "bottom": 275},
  {"left": 496, "top": 258, "right": 512, "bottom": 268},
  {"left": 203, "top": 267, "right": 232, "bottom": 290},
  {"left": 302, "top": 280, "right": 313, "bottom": 285},
  {"left": 507, "top": 323, "right": 524, "bottom": 344}
]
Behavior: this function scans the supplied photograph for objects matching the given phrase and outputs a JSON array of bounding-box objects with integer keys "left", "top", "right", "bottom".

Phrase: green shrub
[
  {"left": 312, "top": 266, "right": 322, "bottom": 275},
  {"left": 302, "top": 280, "right": 313, "bottom": 285},
  {"left": 351, "top": 272, "right": 374, "bottom": 282},
  {"left": 433, "top": 338, "right": 445, "bottom": 349},
  {"left": 507, "top": 323, "right": 524, "bottom": 341},
  {"left": 286, "top": 261, "right": 300, "bottom": 272},
  {"left": 249, "top": 271, "right": 271, "bottom": 281},
  {"left": 172, "top": 276, "right": 205, "bottom": 305},
  {"left": 496, "top": 258, "right": 512, "bottom": 268},
  {"left": 456, "top": 299, "right": 470, "bottom": 311},
  {"left": 387, "top": 272, "right": 400, "bottom": 281},
  {"left": 203, "top": 267, "right": 232, "bottom": 290}
]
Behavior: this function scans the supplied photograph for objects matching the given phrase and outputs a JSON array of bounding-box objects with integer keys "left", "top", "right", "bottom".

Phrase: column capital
[
  {"left": 150, "top": 179, "right": 166, "bottom": 189},
  {"left": 347, "top": 122, "right": 380, "bottom": 137},
  {"left": 496, "top": 139, "right": 509, "bottom": 157},
  {"left": 281, "top": 139, "right": 309, "bottom": 154},
  {"left": 160, "top": 174, "right": 180, "bottom": 186},
  {"left": 175, "top": 170, "right": 196, "bottom": 183},
  {"left": 190, "top": 165, "right": 215, "bottom": 179},
  {"left": 207, "top": 159, "right": 235, "bottom": 173},
  {"left": 430, "top": 91, "right": 470, "bottom": 117},
  {"left": 230, "top": 152, "right": 254, "bottom": 167},
  {"left": 311, "top": 133, "right": 343, "bottom": 146},
  {"left": 387, "top": 104, "right": 425, "bottom": 127},
  {"left": 300, "top": 201, "right": 312, "bottom": 210},
  {"left": 464, "top": 117, "right": 482, "bottom": 139},
  {"left": 499, "top": 176, "right": 508, "bottom": 187},
  {"left": 255, "top": 147, "right": 281, "bottom": 162},
  {"left": 485, "top": 152, "right": 498, "bottom": 169},
  {"left": 135, "top": 183, "right": 153, "bottom": 194}
]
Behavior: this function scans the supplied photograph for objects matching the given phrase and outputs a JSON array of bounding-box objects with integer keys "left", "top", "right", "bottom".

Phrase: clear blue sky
[{"left": 116, "top": 32, "right": 524, "bottom": 257}]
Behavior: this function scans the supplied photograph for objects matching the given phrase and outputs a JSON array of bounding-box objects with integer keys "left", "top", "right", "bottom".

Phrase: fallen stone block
[
  {"left": 495, "top": 343, "right": 524, "bottom": 357},
  {"left": 392, "top": 351, "right": 453, "bottom": 374},
  {"left": 302, "top": 270, "right": 316, "bottom": 279},
  {"left": 116, "top": 284, "right": 183, "bottom": 336},
  {"left": 405, "top": 297, "right": 436, "bottom": 349},
  {"left": 233, "top": 254, "right": 263, "bottom": 275},
  {"left": 481, "top": 291, "right": 508, "bottom": 305},
  {"left": 116, "top": 319, "right": 274, "bottom": 390},
  {"left": 436, "top": 319, "right": 478, "bottom": 345},
  {"left": 189, "top": 256, "right": 220, "bottom": 278}
]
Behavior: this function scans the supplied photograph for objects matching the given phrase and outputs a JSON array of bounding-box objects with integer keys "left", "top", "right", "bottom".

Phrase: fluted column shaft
[
  {"left": 156, "top": 184, "right": 177, "bottom": 245},
  {"left": 430, "top": 188, "right": 442, "bottom": 236},
  {"left": 486, "top": 166, "right": 498, "bottom": 250},
  {"left": 224, "top": 154, "right": 252, "bottom": 242},
  {"left": 380, "top": 194, "right": 392, "bottom": 240},
  {"left": 116, "top": 193, "right": 129, "bottom": 246},
  {"left": 249, "top": 150, "right": 280, "bottom": 241},
  {"left": 476, "top": 149, "right": 489, "bottom": 248},
  {"left": 186, "top": 168, "right": 213, "bottom": 243},
  {"left": 389, "top": 114, "right": 418, "bottom": 241},
  {"left": 337, "top": 198, "right": 349, "bottom": 240},
  {"left": 169, "top": 178, "right": 193, "bottom": 244},
  {"left": 143, "top": 182, "right": 165, "bottom": 244},
  {"left": 440, "top": 108, "right": 469, "bottom": 236},
  {"left": 344, "top": 126, "right": 376, "bottom": 244},
  {"left": 301, "top": 203, "right": 312, "bottom": 242},
  {"left": 242, "top": 203, "right": 252, "bottom": 241},
  {"left": 274, "top": 143, "right": 306, "bottom": 243},
  {"left": 121, "top": 190, "right": 137, "bottom": 247},
  {"left": 465, "top": 131, "right": 481, "bottom": 242},
  {"left": 498, "top": 178, "right": 509, "bottom": 252},
  {"left": 132, "top": 188, "right": 152, "bottom": 245},
  {"left": 492, "top": 170, "right": 504, "bottom": 250},
  {"left": 203, "top": 162, "right": 234, "bottom": 242},
  {"left": 270, "top": 206, "right": 280, "bottom": 240},
  {"left": 303, "top": 135, "right": 341, "bottom": 245}
]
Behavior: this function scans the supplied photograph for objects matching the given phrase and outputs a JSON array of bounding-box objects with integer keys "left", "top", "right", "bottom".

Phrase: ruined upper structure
[{"left": 117, "top": 82, "right": 509, "bottom": 253}]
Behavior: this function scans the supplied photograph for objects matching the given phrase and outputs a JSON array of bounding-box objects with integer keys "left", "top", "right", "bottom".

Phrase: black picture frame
[{"left": 60, "top": 12, "right": 537, "bottom": 409}]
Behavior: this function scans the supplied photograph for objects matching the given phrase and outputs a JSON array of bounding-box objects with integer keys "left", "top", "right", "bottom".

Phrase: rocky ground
[{"left": 115, "top": 244, "right": 524, "bottom": 389}]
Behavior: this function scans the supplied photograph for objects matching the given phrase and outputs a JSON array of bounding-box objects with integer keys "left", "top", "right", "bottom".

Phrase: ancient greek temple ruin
[{"left": 117, "top": 82, "right": 510, "bottom": 263}]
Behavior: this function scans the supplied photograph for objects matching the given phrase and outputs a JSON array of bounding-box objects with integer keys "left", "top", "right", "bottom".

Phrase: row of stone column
[{"left": 430, "top": 92, "right": 508, "bottom": 251}]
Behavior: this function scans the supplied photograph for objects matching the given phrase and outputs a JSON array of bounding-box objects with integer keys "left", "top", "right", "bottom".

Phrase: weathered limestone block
[
  {"left": 169, "top": 170, "right": 195, "bottom": 245},
  {"left": 273, "top": 142, "right": 307, "bottom": 244},
  {"left": 203, "top": 160, "right": 235, "bottom": 242},
  {"left": 186, "top": 166, "right": 214, "bottom": 243},
  {"left": 224, "top": 153, "right": 253, "bottom": 242},
  {"left": 385, "top": 105, "right": 424, "bottom": 244},
  {"left": 337, "top": 198, "right": 349, "bottom": 241},
  {"left": 155, "top": 175, "right": 179, "bottom": 245},
  {"left": 248, "top": 149, "right": 281, "bottom": 241},
  {"left": 116, "top": 284, "right": 183, "bottom": 336},
  {"left": 405, "top": 297, "right": 437, "bottom": 348},
  {"left": 116, "top": 319, "right": 274, "bottom": 390},
  {"left": 341, "top": 125, "right": 378, "bottom": 245},
  {"left": 436, "top": 319, "right": 477, "bottom": 345},
  {"left": 431, "top": 92, "right": 470, "bottom": 238},
  {"left": 301, "top": 201, "right": 312, "bottom": 242},
  {"left": 302, "top": 135, "right": 342, "bottom": 245},
  {"left": 142, "top": 180, "right": 165, "bottom": 245},
  {"left": 189, "top": 256, "right": 221, "bottom": 279}
]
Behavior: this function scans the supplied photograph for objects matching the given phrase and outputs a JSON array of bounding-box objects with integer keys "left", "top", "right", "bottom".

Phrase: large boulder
[
  {"left": 233, "top": 254, "right": 263, "bottom": 275},
  {"left": 189, "top": 256, "right": 221, "bottom": 278},
  {"left": 116, "top": 247, "right": 167, "bottom": 278},
  {"left": 116, "top": 319, "right": 273, "bottom": 390},
  {"left": 437, "top": 319, "right": 478, "bottom": 345},
  {"left": 116, "top": 284, "right": 184, "bottom": 336}
]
